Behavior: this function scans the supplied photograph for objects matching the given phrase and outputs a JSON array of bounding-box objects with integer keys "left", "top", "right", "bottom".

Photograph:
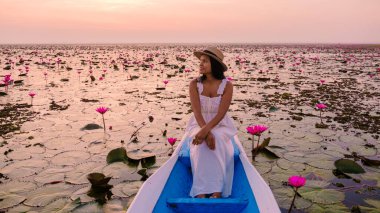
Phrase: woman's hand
[
  {"left": 192, "top": 126, "right": 210, "bottom": 145},
  {"left": 205, "top": 132, "right": 215, "bottom": 150}
]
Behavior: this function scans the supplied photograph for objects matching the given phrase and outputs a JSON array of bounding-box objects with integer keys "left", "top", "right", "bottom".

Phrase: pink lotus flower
[
  {"left": 43, "top": 72, "right": 48, "bottom": 76},
  {"left": 247, "top": 125, "right": 268, "bottom": 155},
  {"left": 288, "top": 175, "right": 306, "bottom": 212},
  {"left": 3, "top": 74, "right": 11, "bottom": 84},
  {"left": 184, "top": 68, "right": 190, "bottom": 73},
  {"left": 3, "top": 74, "right": 12, "bottom": 92},
  {"left": 246, "top": 125, "right": 268, "bottom": 136},
  {"left": 103, "top": 69, "right": 107, "bottom": 73},
  {"left": 28, "top": 91, "right": 36, "bottom": 105},
  {"left": 28, "top": 91, "right": 36, "bottom": 98},
  {"left": 316, "top": 103, "right": 327, "bottom": 124},
  {"left": 96, "top": 107, "right": 109, "bottom": 132},
  {"left": 96, "top": 107, "right": 109, "bottom": 114},
  {"left": 99, "top": 77, "right": 103, "bottom": 81},
  {"left": 163, "top": 80, "right": 169, "bottom": 86},
  {"left": 167, "top": 137, "right": 177, "bottom": 146},
  {"left": 320, "top": 80, "right": 325, "bottom": 84},
  {"left": 316, "top": 103, "right": 327, "bottom": 110},
  {"left": 227, "top": 77, "right": 233, "bottom": 81},
  {"left": 288, "top": 176, "right": 306, "bottom": 188}
]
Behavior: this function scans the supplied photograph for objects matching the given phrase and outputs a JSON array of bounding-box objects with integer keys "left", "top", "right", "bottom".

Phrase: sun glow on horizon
[{"left": 0, "top": 0, "right": 379, "bottom": 44}]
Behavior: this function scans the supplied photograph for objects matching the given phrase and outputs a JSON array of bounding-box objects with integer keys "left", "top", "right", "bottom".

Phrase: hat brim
[{"left": 194, "top": 51, "right": 228, "bottom": 72}]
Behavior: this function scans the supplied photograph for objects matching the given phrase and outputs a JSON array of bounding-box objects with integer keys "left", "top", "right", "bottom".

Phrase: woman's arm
[
  {"left": 189, "top": 79, "right": 207, "bottom": 128},
  {"left": 203, "top": 81, "right": 233, "bottom": 132}
]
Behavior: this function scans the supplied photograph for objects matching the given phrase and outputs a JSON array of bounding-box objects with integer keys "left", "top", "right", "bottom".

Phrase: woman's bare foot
[
  {"left": 196, "top": 194, "right": 206, "bottom": 198},
  {"left": 209, "top": 192, "right": 221, "bottom": 198}
]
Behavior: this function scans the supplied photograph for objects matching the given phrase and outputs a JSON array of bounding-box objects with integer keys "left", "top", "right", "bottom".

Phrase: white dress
[{"left": 185, "top": 78, "right": 238, "bottom": 198}]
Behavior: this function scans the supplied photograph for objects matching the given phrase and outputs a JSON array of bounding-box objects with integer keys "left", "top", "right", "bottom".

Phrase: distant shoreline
[{"left": 0, "top": 43, "right": 380, "bottom": 48}]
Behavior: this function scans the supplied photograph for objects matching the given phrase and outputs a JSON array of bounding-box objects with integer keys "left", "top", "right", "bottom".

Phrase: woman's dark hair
[{"left": 200, "top": 55, "right": 225, "bottom": 82}]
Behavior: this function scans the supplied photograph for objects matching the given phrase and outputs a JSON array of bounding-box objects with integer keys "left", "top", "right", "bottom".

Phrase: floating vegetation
[
  {"left": 0, "top": 44, "right": 379, "bottom": 212},
  {"left": 86, "top": 173, "right": 113, "bottom": 205},
  {"left": 0, "top": 103, "right": 39, "bottom": 136}
]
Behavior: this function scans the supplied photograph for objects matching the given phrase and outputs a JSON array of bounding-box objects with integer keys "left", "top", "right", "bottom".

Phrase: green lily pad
[
  {"left": 303, "top": 133, "right": 323, "bottom": 143},
  {"left": 65, "top": 162, "right": 104, "bottom": 184},
  {"left": 87, "top": 173, "right": 111, "bottom": 186},
  {"left": 305, "top": 180, "right": 330, "bottom": 188},
  {"left": 307, "top": 203, "right": 350, "bottom": 213},
  {"left": 276, "top": 159, "right": 306, "bottom": 172},
  {"left": 81, "top": 123, "right": 103, "bottom": 131},
  {"left": 140, "top": 156, "right": 156, "bottom": 168},
  {"left": 361, "top": 173, "right": 380, "bottom": 187},
  {"left": 0, "top": 181, "right": 37, "bottom": 209},
  {"left": 272, "top": 187, "right": 313, "bottom": 210},
  {"left": 70, "top": 186, "right": 94, "bottom": 203},
  {"left": 308, "top": 159, "right": 335, "bottom": 170},
  {"left": 364, "top": 199, "right": 380, "bottom": 209},
  {"left": 112, "top": 181, "right": 143, "bottom": 198},
  {"left": 356, "top": 205, "right": 380, "bottom": 213},
  {"left": 24, "top": 183, "right": 74, "bottom": 207},
  {"left": 252, "top": 161, "right": 272, "bottom": 174},
  {"left": 51, "top": 151, "right": 91, "bottom": 166},
  {"left": 107, "top": 147, "right": 134, "bottom": 164},
  {"left": 7, "top": 204, "right": 32, "bottom": 212},
  {"left": 349, "top": 144, "right": 377, "bottom": 156},
  {"left": 339, "top": 135, "right": 365, "bottom": 145},
  {"left": 34, "top": 167, "right": 73, "bottom": 184},
  {"left": 41, "top": 198, "right": 80, "bottom": 213},
  {"left": 0, "top": 159, "right": 48, "bottom": 178},
  {"left": 300, "top": 188, "right": 345, "bottom": 204},
  {"left": 72, "top": 201, "right": 103, "bottom": 213},
  {"left": 102, "top": 161, "right": 138, "bottom": 179},
  {"left": 334, "top": 159, "right": 365, "bottom": 174},
  {"left": 44, "top": 136, "right": 81, "bottom": 150},
  {"left": 269, "top": 106, "right": 279, "bottom": 112}
]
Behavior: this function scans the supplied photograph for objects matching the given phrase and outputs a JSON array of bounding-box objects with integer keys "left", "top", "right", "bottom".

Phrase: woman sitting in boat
[{"left": 186, "top": 47, "right": 238, "bottom": 199}]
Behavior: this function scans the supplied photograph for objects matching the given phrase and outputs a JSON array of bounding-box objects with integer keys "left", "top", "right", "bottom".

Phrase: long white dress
[{"left": 185, "top": 78, "right": 238, "bottom": 198}]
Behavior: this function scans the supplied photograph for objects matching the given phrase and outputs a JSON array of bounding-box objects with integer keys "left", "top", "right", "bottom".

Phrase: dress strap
[{"left": 217, "top": 79, "right": 227, "bottom": 95}]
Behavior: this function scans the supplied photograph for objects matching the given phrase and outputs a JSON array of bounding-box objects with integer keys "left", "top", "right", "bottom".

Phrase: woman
[{"left": 185, "top": 47, "right": 237, "bottom": 199}]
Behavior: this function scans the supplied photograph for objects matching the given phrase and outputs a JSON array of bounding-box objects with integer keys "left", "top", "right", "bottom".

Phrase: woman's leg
[{"left": 196, "top": 194, "right": 206, "bottom": 198}]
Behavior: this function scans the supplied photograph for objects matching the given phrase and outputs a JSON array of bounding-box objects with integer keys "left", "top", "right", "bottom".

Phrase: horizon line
[{"left": 1, "top": 42, "right": 380, "bottom": 46}]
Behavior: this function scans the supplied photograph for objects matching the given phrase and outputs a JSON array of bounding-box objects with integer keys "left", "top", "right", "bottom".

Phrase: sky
[{"left": 0, "top": 0, "right": 379, "bottom": 44}]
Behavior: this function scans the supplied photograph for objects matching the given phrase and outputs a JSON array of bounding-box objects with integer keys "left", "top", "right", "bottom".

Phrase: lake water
[{"left": 0, "top": 44, "right": 379, "bottom": 212}]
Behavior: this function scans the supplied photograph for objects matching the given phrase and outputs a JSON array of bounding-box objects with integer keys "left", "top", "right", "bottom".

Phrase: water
[{"left": 0, "top": 44, "right": 379, "bottom": 212}]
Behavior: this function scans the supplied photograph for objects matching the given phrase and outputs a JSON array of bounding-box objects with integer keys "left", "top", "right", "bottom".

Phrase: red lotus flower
[
  {"left": 96, "top": 107, "right": 109, "bottom": 114},
  {"left": 28, "top": 91, "right": 36, "bottom": 98},
  {"left": 316, "top": 103, "right": 327, "bottom": 110},
  {"left": 246, "top": 125, "right": 268, "bottom": 136},
  {"left": 288, "top": 175, "right": 306, "bottom": 188},
  {"left": 167, "top": 137, "right": 177, "bottom": 146}
]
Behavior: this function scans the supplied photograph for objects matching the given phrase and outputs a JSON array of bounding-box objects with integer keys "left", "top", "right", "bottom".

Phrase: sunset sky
[{"left": 0, "top": 0, "right": 379, "bottom": 44}]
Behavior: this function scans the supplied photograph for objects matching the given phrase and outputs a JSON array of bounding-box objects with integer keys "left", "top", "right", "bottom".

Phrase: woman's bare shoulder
[
  {"left": 190, "top": 78, "right": 198, "bottom": 87},
  {"left": 225, "top": 80, "right": 233, "bottom": 89}
]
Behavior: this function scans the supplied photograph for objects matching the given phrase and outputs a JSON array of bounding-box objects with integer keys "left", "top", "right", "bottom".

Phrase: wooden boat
[{"left": 127, "top": 135, "right": 280, "bottom": 213}]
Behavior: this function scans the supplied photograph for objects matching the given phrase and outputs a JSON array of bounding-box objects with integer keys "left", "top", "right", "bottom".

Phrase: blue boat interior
[{"left": 152, "top": 137, "right": 260, "bottom": 213}]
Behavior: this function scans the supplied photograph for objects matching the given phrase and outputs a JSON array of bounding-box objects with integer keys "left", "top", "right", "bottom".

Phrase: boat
[{"left": 127, "top": 135, "right": 280, "bottom": 213}]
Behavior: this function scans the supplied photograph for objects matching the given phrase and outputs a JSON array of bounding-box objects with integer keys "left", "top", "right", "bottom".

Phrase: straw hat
[{"left": 194, "top": 47, "right": 228, "bottom": 72}]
